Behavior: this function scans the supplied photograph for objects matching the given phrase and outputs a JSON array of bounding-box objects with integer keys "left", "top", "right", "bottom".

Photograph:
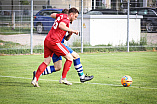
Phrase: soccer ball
[{"left": 121, "top": 75, "right": 133, "bottom": 87}]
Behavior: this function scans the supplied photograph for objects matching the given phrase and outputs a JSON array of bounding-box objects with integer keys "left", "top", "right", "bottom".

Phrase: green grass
[{"left": 0, "top": 52, "right": 157, "bottom": 104}]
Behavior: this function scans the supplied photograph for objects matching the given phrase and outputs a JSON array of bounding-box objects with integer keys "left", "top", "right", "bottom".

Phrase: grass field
[{"left": 0, "top": 52, "right": 157, "bottom": 104}]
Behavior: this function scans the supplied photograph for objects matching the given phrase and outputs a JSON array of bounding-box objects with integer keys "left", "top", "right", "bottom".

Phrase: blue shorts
[{"left": 52, "top": 43, "right": 73, "bottom": 63}]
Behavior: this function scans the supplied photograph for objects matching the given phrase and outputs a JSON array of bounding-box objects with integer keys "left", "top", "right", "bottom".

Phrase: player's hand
[
  {"left": 72, "top": 30, "right": 79, "bottom": 35},
  {"left": 68, "top": 31, "right": 73, "bottom": 35}
]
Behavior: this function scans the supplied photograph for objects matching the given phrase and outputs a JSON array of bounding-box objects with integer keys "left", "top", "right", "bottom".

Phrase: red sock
[
  {"left": 35, "top": 62, "right": 47, "bottom": 81},
  {"left": 62, "top": 60, "right": 72, "bottom": 79}
]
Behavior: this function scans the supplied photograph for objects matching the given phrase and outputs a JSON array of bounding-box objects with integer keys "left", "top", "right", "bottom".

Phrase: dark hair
[
  {"left": 62, "top": 9, "right": 69, "bottom": 14},
  {"left": 69, "top": 7, "right": 79, "bottom": 14}
]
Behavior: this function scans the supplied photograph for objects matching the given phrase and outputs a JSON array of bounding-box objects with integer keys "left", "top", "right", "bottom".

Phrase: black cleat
[
  {"left": 80, "top": 74, "right": 94, "bottom": 83},
  {"left": 33, "top": 71, "right": 36, "bottom": 80}
]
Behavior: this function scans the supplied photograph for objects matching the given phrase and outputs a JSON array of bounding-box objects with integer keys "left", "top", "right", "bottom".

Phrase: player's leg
[
  {"left": 63, "top": 43, "right": 94, "bottom": 83},
  {"left": 41, "top": 65, "right": 56, "bottom": 75},
  {"left": 71, "top": 51, "right": 94, "bottom": 83},
  {"left": 33, "top": 65, "right": 56, "bottom": 77},
  {"left": 33, "top": 53, "right": 62, "bottom": 78},
  {"left": 31, "top": 56, "right": 51, "bottom": 87},
  {"left": 31, "top": 40, "right": 52, "bottom": 87},
  {"left": 71, "top": 51, "right": 85, "bottom": 78},
  {"left": 36, "top": 56, "right": 51, "bottom": 79},
  {"left": 55, "top": 43, "right": 73, "bottom": 85},
  {"left": 63, "top": 44, "right": 85, "bottom": 78},
  {"left": 59, "top": 53, "right": 73, "bottom": 85},
  {"left": 34, "top": 58, "right": 62, "bottom": 78}
]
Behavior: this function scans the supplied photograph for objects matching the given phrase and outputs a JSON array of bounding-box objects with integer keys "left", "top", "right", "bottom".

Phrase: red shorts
[{"left": 44, "top": 39, "right": 69, "bottom": 58}]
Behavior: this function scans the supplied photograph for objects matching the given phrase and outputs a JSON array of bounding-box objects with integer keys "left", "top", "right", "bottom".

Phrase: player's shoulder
[{"left": 59, "top": 13, "right": 68, "bottom": 19}]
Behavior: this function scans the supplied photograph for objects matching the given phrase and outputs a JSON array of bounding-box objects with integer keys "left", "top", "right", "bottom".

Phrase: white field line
[{"left": 0, "top": 75, "right": 157, "bottom": 90}]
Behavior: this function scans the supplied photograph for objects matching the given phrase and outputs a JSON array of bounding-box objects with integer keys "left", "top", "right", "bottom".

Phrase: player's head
[
  {"left": 68, "top": 8, "right": 79, "bottom": 23},
  {"left": 62, "top": 9, "right": 69, "bottom": 14}
]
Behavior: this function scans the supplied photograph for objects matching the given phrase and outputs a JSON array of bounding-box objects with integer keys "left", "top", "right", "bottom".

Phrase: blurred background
[{"left": 0, "top": 0, "right": 157, "bottom": 54}]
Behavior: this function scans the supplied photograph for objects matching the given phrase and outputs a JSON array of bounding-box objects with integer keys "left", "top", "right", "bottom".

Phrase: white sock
[{"left": 80, "top": 74, "right": 85, "bottom": 79}]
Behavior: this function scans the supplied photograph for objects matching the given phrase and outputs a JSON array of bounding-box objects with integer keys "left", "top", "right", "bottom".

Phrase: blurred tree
[{"left": 20, "top": 0, "right": 29, "bottom": 5}]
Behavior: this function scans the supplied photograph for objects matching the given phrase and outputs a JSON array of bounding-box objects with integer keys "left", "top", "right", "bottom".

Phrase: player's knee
[
  {"left": 75, "top": 53, "right": 80, "bottom": 59},
  {"left": 44, "top": 56, "right": 51, "bottom": 65},
  {"left": 66, "top": 53, "right": 73, "bottom": 61},
  {"left": 44, "top": 61, "right": 51, "bottom": 65},
  {"left": 72, "top": 52, "right": 80, "bottom": 59},
  {"left": 54, "top": 60, "right": 62, "bottom": 71},
  {"left": 55, "top": 65, "right": 62, "bottom": 71}
]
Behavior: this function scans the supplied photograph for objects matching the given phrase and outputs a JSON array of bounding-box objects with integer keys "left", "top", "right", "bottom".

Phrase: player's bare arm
[
  {"left": 59, "top": 22, "right": 79, "bottom": 35},
  {"left": 50, "top": 13, "right": 57, "bottom": 19},
  {"left": 65, "top": 32, "right": 73, "bottom": 41}
]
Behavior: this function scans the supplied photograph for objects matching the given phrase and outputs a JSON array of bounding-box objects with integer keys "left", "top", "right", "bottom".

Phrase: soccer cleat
[
  {"left": 31, "top": 71, "right": 40, "bottom": 87},
  {"left": 80, "top": 74, "right": 94, "bottom": 83},
  {"left": 59, "top": 78, "right": 72, "bottom": 85},
  {"left": 31, "top": 79, "right": 40, "bottom": 87}
]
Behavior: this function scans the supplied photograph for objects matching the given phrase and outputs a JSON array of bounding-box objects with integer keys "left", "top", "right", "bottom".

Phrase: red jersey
[{"left": 45, "top": 13, "right": 70, "bottom": 44}]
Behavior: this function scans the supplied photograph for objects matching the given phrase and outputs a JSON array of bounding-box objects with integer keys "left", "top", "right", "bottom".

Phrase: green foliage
[
  {"left": 71, "top": 48, "right": 81, "bottom": 53},
  {"left": 0, "top": 27, "right": 35, "bottom": 35},
  {"left": 95, "top": 43, "right": 112, "bottom": 47},
  {"left": 127, "top": 37, "right": 147, "bottom": 51},
  {"left": 20, "top": 0, "right": 29, "bottom": 5},
  {"left": 70, "top": 37, "right": 151, "bottom": 53},
  {"left": 0, "top": 49, "right": 43, "bottom": 54},
  {"left": 0, "top": 36, "right": 156, "bottom": 54},
  {"left": 0, "top": 40, "right": 43, "bottom": 54},
  {"left": 0, "top": 52, "right": 157, "bottom": 104},
  {"left": 0, "top": 40, "right": 21, "bottom": 48},
  {"left": 72, "top": 41, "right": 81, "bottom": 47},
  {"left": 140, "top": 37, "right": 147, "bottom": 46}
]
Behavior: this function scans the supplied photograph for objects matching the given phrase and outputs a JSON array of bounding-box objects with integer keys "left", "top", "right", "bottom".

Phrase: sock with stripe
[
  {"left": 41, "top": 66, "right": 56, "bottom": 75},
  {"left": 73, "top": 58, "right": 85, "bottom": 79}
]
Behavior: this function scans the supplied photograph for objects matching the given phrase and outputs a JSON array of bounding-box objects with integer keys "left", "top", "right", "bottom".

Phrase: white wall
[{"left": 67, "top": 15, "right": 143, "bottom": 46}]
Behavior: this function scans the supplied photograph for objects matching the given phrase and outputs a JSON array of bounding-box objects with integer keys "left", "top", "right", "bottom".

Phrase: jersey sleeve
[
  {"left": 60, "top": 19, "right": 70, "bottom": 25},
  {"left": 56, "top": 14, "right": 60, "bottom": 18}
]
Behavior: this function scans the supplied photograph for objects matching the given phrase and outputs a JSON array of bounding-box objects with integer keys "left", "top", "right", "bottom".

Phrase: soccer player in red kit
[{"left": 31, "top": 8, "right": 79, "bottom": 87}]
